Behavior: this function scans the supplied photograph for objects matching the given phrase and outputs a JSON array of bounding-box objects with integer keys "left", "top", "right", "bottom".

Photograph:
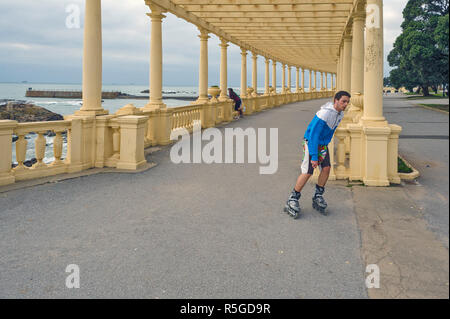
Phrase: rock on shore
[{"left": 0, "top": 101, "right": 64, "bottom": 122}]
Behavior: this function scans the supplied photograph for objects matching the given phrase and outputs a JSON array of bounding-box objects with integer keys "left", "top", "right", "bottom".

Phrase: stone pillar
[
  {"left": 362, "top": 0, "right": 386, "bottom": 123},
  {"left": 349, "top": 12, "right": 366, "bottom": 113},
  {"left": 325, "top": 73, "right": 328, "bottom": 91},
  {"left": 281, "top": 64, "right": 286, "bottom": 93},
  {"left": 272, "top": 60, "right": 277, "bottom": 93},
  {"left": 265, "top": 58, "right": 270, "bottom": 95},
  {"left": 219, "top": 38, "right": 229, "bottom": 101},
  {"left": 301, "top": 68, "right": 305, "bottom": 91},
  {"left": 195, "top": 28, "right": 210, "bottom": 104},
  {"left": 296, "top": 67, "right": 300, "bottom": 92},
  {"left": 77, "top": 0, "right": 107, "bottom": 116},
  {"left": 313, "top": 70, "right": 316, "bottom": 91},
  {"left": 241, "top": 48, "right": 248, "bottom": 98},
  {"left": 252, "top": 52, "right": 258, "bottom": 96},
  {"left": 0, "top": 120, "right": 17, "bottom": 186},
  {"left": 309, "top": 69, "right": 312, "bottom": 92},
  {"left": 342, "top": 33, "right": 352, "bottom": 92},
  {"left": 287, "top": 66, "right": 292, "bottom": 92},
  {"left": 338, "top": 46, "right": 344, "bottom": 90},
  {"left": 143, "top": 6, "right": 167, "bottom": 110},
  {"left": 321, "top": 72, "right": 324, "bottom": 91}
]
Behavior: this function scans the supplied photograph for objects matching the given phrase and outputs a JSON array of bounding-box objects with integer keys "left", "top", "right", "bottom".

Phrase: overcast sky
[{"left": 0, "top": 0, "right": 409, "bottom": 86}]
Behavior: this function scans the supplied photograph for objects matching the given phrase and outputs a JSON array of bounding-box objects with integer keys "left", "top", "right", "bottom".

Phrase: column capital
[
  {"left": 252, "top": 52, "right": 258, "bottom": 59},
  {"left": 265, "top": 57, "right": 270, "bottom": 64},
  {"left": 147, "top": 4, "right": 166, "bottom": 20},
  {"left": 219, "top": 38, "right": 228, "bottom": 48},
  {"left": 240, "top": 48, "right": 247, "bottom": 56},
  {"left": 352, "top": 12, "right": 366, "bottom": 21},
  {"left": 198, "top": 28, "right": 210, "bottom": 40}
]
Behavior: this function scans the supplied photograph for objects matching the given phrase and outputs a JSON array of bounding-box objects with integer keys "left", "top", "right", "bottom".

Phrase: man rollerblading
[{"left": 283, "top": 91, "right": 350, "bottom": 218}]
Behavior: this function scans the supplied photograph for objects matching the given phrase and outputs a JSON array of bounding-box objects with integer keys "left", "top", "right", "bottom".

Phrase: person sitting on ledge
[{"left": 228, "top": 88, "right": 243, "bottom": 119}]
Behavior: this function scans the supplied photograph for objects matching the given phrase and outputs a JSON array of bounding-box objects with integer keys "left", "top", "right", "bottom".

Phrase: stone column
[
  {"left": 77, "top": 0, "right": 107, "bottom": 115},
  {"left": 240, "top": 48, "right": 248, "bottom": 98},
  {"left": 195, "top": 28, "right": 210, "bottom": 104},
  {"left": 309, "top": 69, "right": 312, "bottom": 92},
  {"left": 252, "top": 52, "right": 258, "bottom": 96},
  {"left": 320, "top": 72, "right": 324, "bottom": 90},
  {"left": 342, "top": 33, "right": 352, "bottom": 92},
  {"left": 301, "top": 68, "right": 305, "bottom": 91},
  {"left": 281, "top": 64, "right": 286, "bottom": 93},
  {"left": 338, "top": 46, "right": 344, "bottom": 90},
  {"left": 272, "top": 60, "right": 277, "bottom": 93},
  {"left": 287, "top": 66, "right": 292, "bottom": 92},
  {"left": 313, "top": 70, "right": 316, "bottom": 91},
  {"left": 264, "top": 58, "right": 270, "bottom": 95},
  {"left": 142, "top": 6, "right": 167, "bottom": 110},
  {"left": 296, "top": 67, "right": 300, "bottom": 92},
  {"left": 362, "top": 0, "right": 386, "bottom": 123},
  {"left": 349, "top": 12, "right": 366, "bottom": 113},
  {"left": 325, "top": 72, "right": 328, "bottom": 91},
  {"left": 219, "top": 38, "right": 229, "bottom": 101}
]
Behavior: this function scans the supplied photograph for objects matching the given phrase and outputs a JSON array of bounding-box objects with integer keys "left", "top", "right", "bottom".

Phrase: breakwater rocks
[
  {"left": 0, "top": 100, "right": 64, "bottom": 123},
  {"left": 26, "top": 89, "right": 120, "bottom": 99}
]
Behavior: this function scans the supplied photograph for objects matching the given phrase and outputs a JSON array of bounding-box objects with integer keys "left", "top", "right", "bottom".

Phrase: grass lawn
[
  {"left": 419, "top": 103, "right": 449, "bottom": 112},
  {"left": 398, "top": 157, "right": 413, "bottom": 174},
  {"left": 406, "top": 93, "right": 448, "bottom": 99}
]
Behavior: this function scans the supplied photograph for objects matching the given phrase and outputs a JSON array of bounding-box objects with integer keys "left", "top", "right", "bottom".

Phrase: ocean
[{"left": 0, "top": 82, "right": 258, "bottom": 164}]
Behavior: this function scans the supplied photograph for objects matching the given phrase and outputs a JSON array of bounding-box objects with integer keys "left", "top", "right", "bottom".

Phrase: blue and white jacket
[{"left": 303, "top": 102, "right": 344, "bottom": 161}]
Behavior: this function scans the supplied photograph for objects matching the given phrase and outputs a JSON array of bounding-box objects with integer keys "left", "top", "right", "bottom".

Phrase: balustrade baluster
[
  {"left": 52, "top": 131, "right": 63, "bottom": 165},
  {"left": 33, "top": 132, "right": 47, "bottom": 168},
  {"left": 15, "top": 134, "right": 27, "bottom": 170}
]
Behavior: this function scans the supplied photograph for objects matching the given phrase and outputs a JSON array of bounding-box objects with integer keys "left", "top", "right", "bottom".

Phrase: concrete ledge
[{"left": 398, "top": 154, "right": 420, "bottom": 181}]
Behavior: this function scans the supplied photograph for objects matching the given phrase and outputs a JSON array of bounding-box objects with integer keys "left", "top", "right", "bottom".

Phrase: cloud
[{"left": 0, "top": 0, "right": 408, "bottom": 84}]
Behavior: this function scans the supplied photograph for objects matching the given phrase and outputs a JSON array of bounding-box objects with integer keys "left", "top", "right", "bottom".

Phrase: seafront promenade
[{"left": 0, "top": 95, "right": 448, "bottom": 298}]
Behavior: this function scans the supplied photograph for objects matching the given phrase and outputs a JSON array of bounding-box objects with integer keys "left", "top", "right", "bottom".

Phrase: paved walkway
[{"left": 0, "top": 96, "right": 448, "bottom": 298}]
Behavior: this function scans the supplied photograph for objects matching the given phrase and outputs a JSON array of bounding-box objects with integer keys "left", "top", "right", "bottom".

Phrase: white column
[
  {"left": 301, "top": 68, "right": 305, "bottom": 91},
  {"left": 77, "top": 0, "right": 107, "bottom": 115},
  {"left": 219, "top": 38, "right": 229, "bottom": 101},
  {"left": 287, "top": 66, "right": 292, "bottom": 92},
  {"left": 362, "top": 0, "right": 386, "bottom": 122},
  {"left": 272, "top": 60, "right": 277, "bottom": 93},
  {"left": 252, "top": 52, "right": 257, "bottom": 96},
  {"left": 342, "top": 34, "right": 352, "bottom": 92},
  {"left": 309, "top": 69, "right": 312, "bottom": 92},
  {"left": 240, "top": 48, "right": 247, "bottom": 98},
  {"left": 281, "top": 64, "right": 286, "bottom": 93},
  {"left": 265, "top": 58, "right": 270, "bottom": 95},
  {"left": 196, "top": 28, "right": 209, "bottom": 104}
]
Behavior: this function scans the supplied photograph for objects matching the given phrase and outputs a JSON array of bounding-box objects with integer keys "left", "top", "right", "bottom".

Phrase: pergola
[{"left": 76, "top": 0, "right": 401, "bottom": 187}]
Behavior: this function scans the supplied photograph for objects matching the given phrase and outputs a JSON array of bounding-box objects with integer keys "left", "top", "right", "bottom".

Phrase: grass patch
[
  {"left": 419, "top": 104, "right": 449, "bottom": 112},
  {"left": 406, "top": 93, "right": 448, "bottom": 100},
  {"left": 398, "top": 157, "right": 413, "bottom": 174}
]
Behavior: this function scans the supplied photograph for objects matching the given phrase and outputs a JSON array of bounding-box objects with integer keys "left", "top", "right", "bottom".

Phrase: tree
[
  {"left": 383, "top": 77, "right": 391, "bottom": 87},
  {"left": 388, "top": 0, "right": 449, "bottom": 96}
]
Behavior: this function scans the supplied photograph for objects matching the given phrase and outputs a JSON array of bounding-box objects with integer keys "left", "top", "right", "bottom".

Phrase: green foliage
[
  {"left": 398, "top": 157, "right": 413, "bottom": 174},
  {"left": 388, "top": 0, "right": 449, "bottom": 96}
]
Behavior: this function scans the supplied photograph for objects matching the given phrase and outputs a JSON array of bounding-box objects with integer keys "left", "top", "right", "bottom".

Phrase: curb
[
  {"left": 398, "top": 154, "right": 420, "bottom": 181},
  {"left": 418, "top": 104, "right": 449, "bottom": 114}
]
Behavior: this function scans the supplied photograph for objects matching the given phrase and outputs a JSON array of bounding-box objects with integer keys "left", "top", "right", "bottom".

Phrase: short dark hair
[{"left": 334, "top": 90, "right": 351, "bottom": 101}]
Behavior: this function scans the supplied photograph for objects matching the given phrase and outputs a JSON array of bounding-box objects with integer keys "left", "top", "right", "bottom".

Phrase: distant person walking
[{"left": 228, "top": 88, "right": 243, "bottom": 119}]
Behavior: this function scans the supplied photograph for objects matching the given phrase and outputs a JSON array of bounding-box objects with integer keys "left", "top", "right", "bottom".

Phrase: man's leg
[
  {"left": 317, "top": 166, "right": 330, "bottom": 187},
  {"left": 294, "top": 173, "right": 312, "bottom": 192}
]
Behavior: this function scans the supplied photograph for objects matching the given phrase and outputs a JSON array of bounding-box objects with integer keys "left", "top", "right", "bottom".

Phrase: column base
[
  {"left": 363, "top": 178, "right": 390, "bottom": 187},
  {"left": 75, "top": 109, "right": 109, "bottom": 116},
  {"left": 143, "top": 102, "right": 167, "bottom": 111}
]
